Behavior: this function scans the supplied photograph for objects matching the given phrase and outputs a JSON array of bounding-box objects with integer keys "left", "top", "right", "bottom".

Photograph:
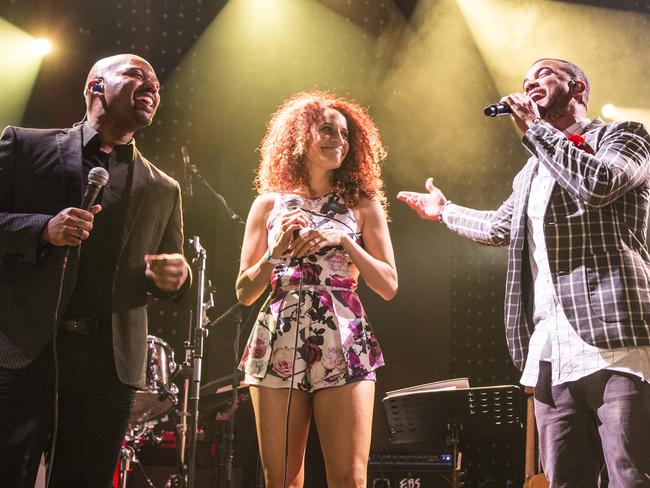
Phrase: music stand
[{"left": 382, "top": 385, "right": 522, "bottom": 488}]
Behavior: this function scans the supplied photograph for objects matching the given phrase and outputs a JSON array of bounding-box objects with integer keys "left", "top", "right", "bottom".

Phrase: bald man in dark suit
[{"left": 0, "top": 54, "right": 190, "bottom": 488}]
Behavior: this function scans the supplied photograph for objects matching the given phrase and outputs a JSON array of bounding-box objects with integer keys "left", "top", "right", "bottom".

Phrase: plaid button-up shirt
[{"left": 443, "top": 118, "right": 650, "bottom": 370}]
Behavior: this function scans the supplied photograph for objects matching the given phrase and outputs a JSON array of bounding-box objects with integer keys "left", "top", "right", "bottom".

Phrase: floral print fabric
[{"left": 239, "top": 192, "right": 384, "bottom": 391}]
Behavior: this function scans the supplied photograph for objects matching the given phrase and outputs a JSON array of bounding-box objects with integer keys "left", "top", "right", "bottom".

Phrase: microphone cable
[
  {"left": 277, "top": 194, "right": 356, "bottom": 488},
  {"left": 282, "top": 255, "right": 305, "bottom": 488},
  {"left": 301, "top": 207, "right": 359, "bottom": 239},
  {"left": 45, "top": 246, "right": 72, "bottom": 487}
]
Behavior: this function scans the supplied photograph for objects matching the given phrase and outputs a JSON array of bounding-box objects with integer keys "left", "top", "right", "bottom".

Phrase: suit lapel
[
  {"left": 56, "top": 126, "right": 83, "bottom": 208},
  {"left": 117, "top": 148, "right": 153, "bottom": 255}
]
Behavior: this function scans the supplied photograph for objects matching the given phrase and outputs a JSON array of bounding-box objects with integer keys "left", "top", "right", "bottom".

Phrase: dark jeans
[
  {"left": 534, "top": 361, "right": 650, "bottom": 488},
  {"left": 0, "top": 329, "right": 135, "bottom": 488}
]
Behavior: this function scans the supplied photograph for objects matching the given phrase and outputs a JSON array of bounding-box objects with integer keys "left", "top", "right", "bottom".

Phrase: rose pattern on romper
[
  {"left": 325, "top": 251, "right": 351, "bottom": 273},
  {"left": 299, "top": 335, "right": 323, "bottom": 367},
  {"left": 348, "top": 318, "right": 364, "bottom": 340},
  {"left": 309, "top": 360, "right": 327, "bottom": 384},
  {"left": 269, "top": 290, "right": 287, "bottom": 314},
  {"left": 270, "top": 346, "right": 295, "bottom": 379},
  {"left": 270, "top": 266, "right": 286, "bottom": 290},
  {"left": 251, "top": 338, "right": 267, "bottom": 359},
  {"left": 289, "top": 262, "right": 322, "bottom": 286},
  {"left": 317, "top": 290, "right": 334, "bottom": 315},
  {"left": 347, "top": 350, "right": 362, "bottom": 371},
  {"left": 327, "top": 273, "right": 355, "bottom": 290},
  {"left": 337, "top": 290, "right": 364, "bottom": 317},
  {"left": 367, "top": 334, "right": 382, "bottom": 367},
  {"left": 322, "top": 346, "right": 346, "bottom": 371},
  {"left": 238, "top": 192, "right": 384, "bottom": 389}
]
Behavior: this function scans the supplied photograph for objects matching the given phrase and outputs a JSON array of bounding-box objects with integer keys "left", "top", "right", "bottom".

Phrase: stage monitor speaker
[
  {"left": 368, "top": 453, "right": 452, "bottom": 488},
  {"left": 368, "top": 469, "right": 451, "bottom": 488}
]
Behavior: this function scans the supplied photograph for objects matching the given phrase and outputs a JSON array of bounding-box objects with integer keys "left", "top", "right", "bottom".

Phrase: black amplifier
[{"left": 368, "top": 453, "right": 453, "bottom": 488}]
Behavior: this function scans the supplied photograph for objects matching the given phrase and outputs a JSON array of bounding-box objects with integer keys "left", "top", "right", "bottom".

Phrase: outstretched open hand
[{"left": 397, "top": 177, "right": 447, "bottom": 221}]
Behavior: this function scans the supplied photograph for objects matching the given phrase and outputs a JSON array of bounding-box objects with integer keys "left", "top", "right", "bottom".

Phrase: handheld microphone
[
  {"left": 483, "top": 102, "right": 512, "bottom": 117},
  {"left": 181, "top": 146, "right": 193, "bottom": 198},
  {"left": 281, "top": 195, "right": 308, "bottom": 239},
  {"left": 81, "top": 167, "right": 109, "bottom": 210},
  {"left": 282, "top": 194, "right": 304, "bottom": 212},
  {"left": 75, "top": 166, "right": 109, "bottom": 240}
]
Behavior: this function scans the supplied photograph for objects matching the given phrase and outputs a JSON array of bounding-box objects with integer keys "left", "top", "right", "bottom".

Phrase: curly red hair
[{"left": 255, "top": 92, "right": 388, "bottom": 211}]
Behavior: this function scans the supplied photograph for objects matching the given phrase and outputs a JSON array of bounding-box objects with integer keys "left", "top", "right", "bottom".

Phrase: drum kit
[
  {"left": 115, "top": 298, "right": 250, "bottom": 488},
  {"left": 116, "top": 335, "right": 182, "bottom": 488}
]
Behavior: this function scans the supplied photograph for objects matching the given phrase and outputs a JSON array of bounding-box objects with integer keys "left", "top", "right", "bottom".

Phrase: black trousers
[
  {"left": 534, "top": 361, "right": 650, "bottom": 488},
  {"left": 0, "top": 329, "right": 135, "bottom": 488}
]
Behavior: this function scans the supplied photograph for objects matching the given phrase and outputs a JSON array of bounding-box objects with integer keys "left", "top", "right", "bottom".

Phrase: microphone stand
[
  {"left": 175, "top": 148, "right": 246, "bottom": 487},
  {"left": 184, "top": 159, "right": 245, "bottom": 225},
  {"left": 206, "top": 302, "right": 245, "bottom": 488},
  {"left": 187, "top": 235, "right": 208, "bottom": 488}
]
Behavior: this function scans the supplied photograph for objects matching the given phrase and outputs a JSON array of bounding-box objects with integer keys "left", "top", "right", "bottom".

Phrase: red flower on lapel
[{"left": 567, "top": 133, "right": 594, "bottom": 155}]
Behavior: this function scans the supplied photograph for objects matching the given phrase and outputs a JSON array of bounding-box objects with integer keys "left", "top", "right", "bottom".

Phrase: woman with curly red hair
[{"left": 236, "top": 92, "right": 397, "bottom": 487}]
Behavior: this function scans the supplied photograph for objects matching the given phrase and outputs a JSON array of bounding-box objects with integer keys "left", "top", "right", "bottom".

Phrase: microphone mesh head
[
  {"left": 88, "top": 166, "right": 109, "bottom": 187},
  {"left": 282, "top": 194, "right": 304, "bottom": 211}
]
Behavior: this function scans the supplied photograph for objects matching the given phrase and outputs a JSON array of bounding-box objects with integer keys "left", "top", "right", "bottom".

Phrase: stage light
[
  {"left": 31, "top": 38, "right": 52, "bottom": 57},
  {"left": 598, "top": 104, "right": 650, "bottom": 128},
  {"left": 0, "top": 18, "right": 47, "bottom": 127},
  {"left": 601, "top": 103, "right": 616, "bottom": 119}
]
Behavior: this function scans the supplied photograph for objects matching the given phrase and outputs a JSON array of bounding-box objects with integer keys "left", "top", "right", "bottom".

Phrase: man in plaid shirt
[{"left": 398, "top": 58, "right": 650, "bottom": 487}]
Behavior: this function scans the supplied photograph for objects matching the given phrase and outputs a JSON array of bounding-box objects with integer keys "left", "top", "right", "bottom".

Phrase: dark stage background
[{"left": 3, "top": 1, "right": 650, "bottom": 486}]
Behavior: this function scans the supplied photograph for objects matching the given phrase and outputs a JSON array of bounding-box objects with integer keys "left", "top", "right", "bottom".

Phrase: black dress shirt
[{"left": 63, "top": 124, "right": 134, "bottom": 328}]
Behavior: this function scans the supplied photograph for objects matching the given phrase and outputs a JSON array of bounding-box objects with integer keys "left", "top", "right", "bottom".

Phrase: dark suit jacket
[{"left": 0, "top": 124, "right": 186, "bottom": 389}]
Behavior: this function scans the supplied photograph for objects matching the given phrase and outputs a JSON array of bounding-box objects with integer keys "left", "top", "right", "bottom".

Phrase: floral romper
[{"left": 239, "top": 192, "right": 385, "bottom": 392}]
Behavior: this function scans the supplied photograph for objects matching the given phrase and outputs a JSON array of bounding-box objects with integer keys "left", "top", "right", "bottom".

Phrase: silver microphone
[
  {"left": 282, "top": 194, "right": 304, "bottom": 212},
  {"left": 76, "top": 167, "right": 109, "bottom": 239},
  {"left": 483, "top": 102, "right": 512, "bottom": 117},
  {"left": 281, "top": 195, "right": 308, "bottom": 238},
  {"left": 80, "top": 167, "right": 109, "bottom": 210}
]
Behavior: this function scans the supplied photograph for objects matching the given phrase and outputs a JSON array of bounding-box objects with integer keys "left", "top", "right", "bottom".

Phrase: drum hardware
[
  {"left": 115, "top": 235, "right": 246, "bottom": 488},
  {"left": 129, "top": 336, "right": 180, "bottom": 426},
  {"left": 205, "top": 301, "right": 245, "bottom": 488},
  {"left": 167, "top": 301, "right": 246, "bottom": 488},
  {"left": 154, "top": 236, "right": 213, "bottom": 488},
  {"left": 173, "top": 149, "right": 245, "bottom": 488},
  {"left": 118, "top": 332, "right": 180, "bottom": 488},
  {"left": 186, "top": 236, "right": 209, "bottom": 488},
  {"left": 117, "top": 422, "right": 161, "bottom": 488}
]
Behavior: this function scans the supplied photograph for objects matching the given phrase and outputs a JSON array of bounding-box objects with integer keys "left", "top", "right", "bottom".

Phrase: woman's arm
[
  {"left": 350, "top": 197, "right": 398, "bottom": 300},
  {"left": 235, "top": 194, "right": 309, "bottom": 305},
  {"left": 235, "top": 194, "right": 275, "bottom": 305}
]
